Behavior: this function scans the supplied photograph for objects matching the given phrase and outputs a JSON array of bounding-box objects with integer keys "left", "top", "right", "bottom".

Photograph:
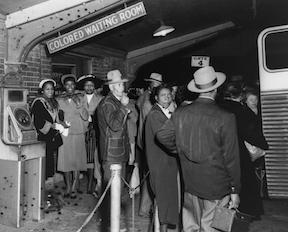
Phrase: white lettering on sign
[
  {"left": 191, "top": 56, "right": 210, "bottom": 67},
  {"left": 46, "top": 2, "right": 146, "bottom": 53}
]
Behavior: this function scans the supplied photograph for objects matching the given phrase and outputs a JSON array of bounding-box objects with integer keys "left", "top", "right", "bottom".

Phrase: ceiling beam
[
  {"left": 126, "top": 21, "right": 235, "bottom": 80},
  {"left": 70, "top": 44, "right": 126, "bottom": 58},
  {"left": 127, "top": 22, "right": 235, "bottom": 59},
  {"left": 6, "top": 0, "right": 94, "bottom": 28}
]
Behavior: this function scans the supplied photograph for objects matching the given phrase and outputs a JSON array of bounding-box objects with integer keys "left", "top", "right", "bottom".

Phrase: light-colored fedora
[
  {"left": 188, "top": 66, "right": 226, "bottom": 93},
  {"left": 39, "top": 79, "right": 56, "bottom": 89},
  {"left": 144, "top": 73, "right": 163, "bottom": 83},
  {"left": 61, "top": 74, "right": 77, "bottom": 85},
  {"left": 105, "top": 70, "right": 128, "bottom": 85}
]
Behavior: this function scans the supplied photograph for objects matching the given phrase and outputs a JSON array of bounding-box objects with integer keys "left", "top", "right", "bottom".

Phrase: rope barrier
[
  {"left": 120, "top": 169, "right": 150, "bottom": 232},
  {"left": 121, "top": 170, "right": 150, "bottom": 196},
  {"left": 76, "top": 168, "right": 150, "bottom": 232},
  {"left": 76, "top": 173, "right": 114, "bottom": 232}
]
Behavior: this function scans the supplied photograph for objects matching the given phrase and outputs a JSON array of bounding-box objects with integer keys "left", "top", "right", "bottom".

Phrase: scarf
[{"left": 59, "top": 91, "right": 83, "bottom": 106}]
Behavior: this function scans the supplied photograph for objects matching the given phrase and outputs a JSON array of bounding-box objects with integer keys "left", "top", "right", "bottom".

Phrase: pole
[
  {"left": 110, "top": 164, "right": 122, "bottom": 232},
  {"left": 154, "top": 202, "right": 160, "bottom": 232}
]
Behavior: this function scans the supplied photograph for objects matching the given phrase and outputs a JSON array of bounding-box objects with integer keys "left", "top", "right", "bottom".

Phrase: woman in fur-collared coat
[
  {"left": 31, "top": 79, "right": 63, "bottom": 180},
  {"left": 57, "top": 74, "right": 89, "bottom": 198}
]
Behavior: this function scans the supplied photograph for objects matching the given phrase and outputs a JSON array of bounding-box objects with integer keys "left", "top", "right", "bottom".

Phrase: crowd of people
[{"left": 30, "top": 65, "right": 268, "bottom": 232}]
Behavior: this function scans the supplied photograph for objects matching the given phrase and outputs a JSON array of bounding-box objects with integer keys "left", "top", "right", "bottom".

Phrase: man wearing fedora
[
  {"left": 96, "top": 70, "right": 131, "bottom": 229},
  {"left": 136, "top": 72, "right": 163, "bottom": 149},
  {"left": 156, "top": 66, "right": 241, "bottom": 231},
  {"left": 77, "top": 74, "right": 103, "bottom": 196},
  {"left": 97, "top": 69, "right": 130, "bottom": 183},
  {"left": 136, "top": 72, "right": 163, "bottom": 217}
]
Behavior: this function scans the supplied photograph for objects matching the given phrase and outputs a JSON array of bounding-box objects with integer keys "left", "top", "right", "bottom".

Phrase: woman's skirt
[{"left": 58, "top": 133, "right": 87, "bottom": 172}]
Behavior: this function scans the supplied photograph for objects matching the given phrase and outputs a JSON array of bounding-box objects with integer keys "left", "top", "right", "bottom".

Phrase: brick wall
[
  {"left": 92, "top": 56, "right": 126, "bottom": 79},
  {"left": 0, "top": 14, "right": 6, "bottom": 79},
  {"left": 16, "top": 42, "right": 125, "bottom": 103},
  {"left": 23, "top": 48, "right": 125, "bottom": 100},
  {"left": 23, "top": 44, "right": 52, "bottom": 101}
]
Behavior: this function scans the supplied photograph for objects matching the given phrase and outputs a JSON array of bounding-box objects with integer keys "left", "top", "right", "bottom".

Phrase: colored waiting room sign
[{"left": 46, "top": 2, "right": 146, "bottom": 53}]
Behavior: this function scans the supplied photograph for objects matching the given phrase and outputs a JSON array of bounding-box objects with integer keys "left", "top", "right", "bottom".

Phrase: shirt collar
[
  {"left": 224, "top": 97, "right": 241, "bottom": 102},
  {"left": 199, "top": 96, "right": 215, "bottom": 101},
  {"left": 157, "top": 103, "right": 172, "bottom": 118},
  {"left": 112, "top": 92, "right": 121, "bottom": 101}
]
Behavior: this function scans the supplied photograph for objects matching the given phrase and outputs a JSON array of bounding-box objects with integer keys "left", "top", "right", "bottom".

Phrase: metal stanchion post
[
  {"left": 154, "top": 203, "right": 160, "bottom": 232},
  {"left": 110, "top": 164, "right": 122, "bottom": 232}
]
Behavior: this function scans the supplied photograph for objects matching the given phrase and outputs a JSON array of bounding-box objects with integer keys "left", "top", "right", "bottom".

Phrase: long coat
[
  {"left": 96, "top": 92, "right": 130, "bottom": 163},
  {"left": 220, "top": 99, "right": 268, "bottom": 217},
  {"left": 83, "top": 93, "right": 103, "bottom": 121},
  {"left": 31, "top": 97, "right": 61, "bottom": 178},
  {"left": 83, "top": 93, "right": 103, "bottom": 172},
  {"left": 157, "top": 98, "right": 240, "bottom": 199},
  {"left": 57, "top": 93, "right": 89, "bottom": 172},
  {"left": 145, "top": 104, "right": 179, "bottom": 225},
  {"left": 136, "top": 90, "right": 153, "bottom": 149}
]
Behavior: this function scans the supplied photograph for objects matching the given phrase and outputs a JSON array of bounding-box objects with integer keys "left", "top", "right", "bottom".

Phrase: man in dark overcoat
[
  {"left": 219, "top": 82, "right": 268, "bottom": 218},
  {"left": 156, "top": 66, "right": 241, "bottom": 232}
]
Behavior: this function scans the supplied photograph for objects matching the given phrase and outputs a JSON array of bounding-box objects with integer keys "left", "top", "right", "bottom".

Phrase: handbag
[
  {"left": 49, "top": 130, "right": 63, "bottom": 149},
  {"left": 211, "top": 206, "right": 236, "bottom": 232},
  {"left": 129, "top": 164, "right": 140, "bottom": 196}
]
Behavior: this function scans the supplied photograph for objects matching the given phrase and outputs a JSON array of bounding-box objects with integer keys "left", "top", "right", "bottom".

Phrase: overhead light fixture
[{"left": 153, "top": 20, "right": 175, "bottom": 37}]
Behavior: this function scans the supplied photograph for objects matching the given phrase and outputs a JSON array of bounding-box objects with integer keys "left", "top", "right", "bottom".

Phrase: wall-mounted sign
[
  {"left": 46, "top": 2, "right": 146, "bottom": 54},
  {"left": 191, "top": 56, "right": 210, "bottom": 67}
]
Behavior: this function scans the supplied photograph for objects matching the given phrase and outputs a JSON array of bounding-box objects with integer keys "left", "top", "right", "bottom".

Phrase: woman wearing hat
[
  {"left": 31, "top": 79, "right": 64, "bottom": 183},
  {"left": 57, "top": 74, "right": 89, "bottom": 198},
  {"left": 145, "top": 84, "right": 179, "bottom": 231},
  {"left": 77, "top": 74, "right": 103, "bottom": 196}
]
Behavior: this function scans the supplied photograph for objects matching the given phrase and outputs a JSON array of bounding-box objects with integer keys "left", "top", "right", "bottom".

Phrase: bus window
[{"left": 265, "top": 30, "right": 288, "bottom": 70}]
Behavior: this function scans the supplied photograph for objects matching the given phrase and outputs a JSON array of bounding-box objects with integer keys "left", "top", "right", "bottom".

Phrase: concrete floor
[{"left": 0, "top": 181, "right": 288, "bottom": 232}]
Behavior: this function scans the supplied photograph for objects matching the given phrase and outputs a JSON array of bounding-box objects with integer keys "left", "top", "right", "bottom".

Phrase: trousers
[{"left": 182, "top": 192, "right": 230, "bottom": 232}]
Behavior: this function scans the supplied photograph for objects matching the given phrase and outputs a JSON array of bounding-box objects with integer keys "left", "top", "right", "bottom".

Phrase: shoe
[
  {"left": 77, "top": 189, "right": 83, "bottom": 194},
  {"left": 92, "top": 191, "right": 100, "bottom": 198},
  {"left": 87, "top": 189, "right": 93, "bottom": 194},
  {"left": 70, "top": 192, "right": 77, "bottom": 199},
  {"left": 94, "top": 184, "right": 102, "bottom": 194},
  {"left": 63, "top": 193, "right": 70, "bottom": 198}
]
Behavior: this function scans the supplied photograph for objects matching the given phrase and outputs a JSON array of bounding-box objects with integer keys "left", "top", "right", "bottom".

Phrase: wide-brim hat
[
  {"left": 61, "top": 74, "right": 77, "bottom": 85},
  {"left": 39, "top": 79, "right": 56, "bottom": 89},
  {"left": 105, "top": 69, "right": 128, "bottom": 85},
  {"left": 188, "top": 66, "right": 226, "bottom": 93},
  {"left": 144, "top": 73, "right": 163, "bottom": 83},
  {"left": 77, "top": 74, "right": 102, "bottom": 89}
]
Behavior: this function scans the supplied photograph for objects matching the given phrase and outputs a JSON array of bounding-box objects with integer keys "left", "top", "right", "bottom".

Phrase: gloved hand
[
  {"left": 121, "top": 93, "right": 129, "bottom": 106},
  {"left": 54, "top": 123, "right": 65, "bottom": 134},
  {"left": 61, "top": 121, "right": 71, "bottom": 137}
]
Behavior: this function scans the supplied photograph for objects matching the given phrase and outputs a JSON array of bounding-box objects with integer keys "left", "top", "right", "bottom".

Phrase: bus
[{"left": 258, "top": 25, "right": 288, "bottom": 198}]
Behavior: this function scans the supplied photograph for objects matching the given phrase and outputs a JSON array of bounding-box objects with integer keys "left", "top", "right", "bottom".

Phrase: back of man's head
[
  {"left": 199, "top": 89, "right": 217, "bottom": 99},
  {"left": 223, "top": 82, "right": 243, "bottom": 99}
]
